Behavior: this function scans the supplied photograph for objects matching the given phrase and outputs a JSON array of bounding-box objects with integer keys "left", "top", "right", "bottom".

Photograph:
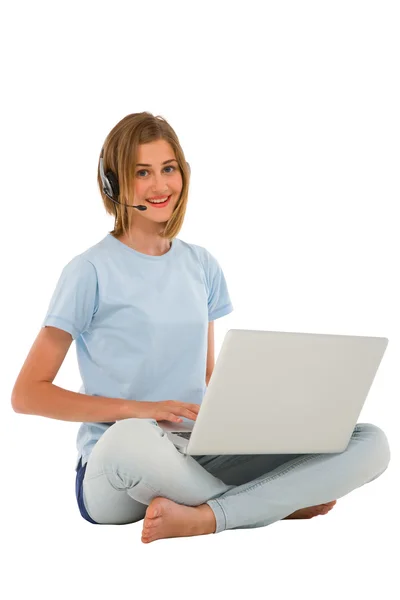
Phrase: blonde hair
[{"left": 97, "top": 112, "right": 191, "bottom": 240}]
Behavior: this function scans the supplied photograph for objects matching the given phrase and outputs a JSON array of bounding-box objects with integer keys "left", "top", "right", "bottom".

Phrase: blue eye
[{"left": 136, "top": 166, "right": 176, "bottom": 177}]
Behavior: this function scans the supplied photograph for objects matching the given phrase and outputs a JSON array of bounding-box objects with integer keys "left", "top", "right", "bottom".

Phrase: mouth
[{"left": 146, "top": 195, "right": 171, "bottom": 208}]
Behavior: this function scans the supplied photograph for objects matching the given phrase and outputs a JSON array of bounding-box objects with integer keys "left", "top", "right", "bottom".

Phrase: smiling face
[{"left": 133, "top": 139, "right": 183, "bottom": 222}]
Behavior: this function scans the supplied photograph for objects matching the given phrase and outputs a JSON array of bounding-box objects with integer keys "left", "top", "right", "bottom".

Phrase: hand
[{"left": 134, "top": 400, "right": 200, "bottom": 424}]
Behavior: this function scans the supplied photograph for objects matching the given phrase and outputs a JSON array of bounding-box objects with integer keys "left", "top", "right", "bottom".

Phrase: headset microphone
[
  {"left": 99, "top": 148, "right": 147, "bottom": 211},
  {"left": 99, "top": 147, "right": 191, "bottom": 213}
]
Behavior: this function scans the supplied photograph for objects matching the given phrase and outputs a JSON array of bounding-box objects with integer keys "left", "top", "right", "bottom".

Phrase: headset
[{"left": 99, "top": 148, "right": 190, "bottom": 213}]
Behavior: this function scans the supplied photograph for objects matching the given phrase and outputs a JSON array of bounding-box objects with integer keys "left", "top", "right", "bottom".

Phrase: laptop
[{"left": 158, "top": 329, "right": 388, "bottom": 455}]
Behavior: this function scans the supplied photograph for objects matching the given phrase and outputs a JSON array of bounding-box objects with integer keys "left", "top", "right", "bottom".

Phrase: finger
[
  {"left": 185, "top": 410, "right": 198, "bottom": 420},
  {"left": 168, "top": 413, "right": 182, "bottom": 422}
]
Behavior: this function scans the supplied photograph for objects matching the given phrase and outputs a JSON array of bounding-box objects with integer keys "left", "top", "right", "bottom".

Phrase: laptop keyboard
[{"left": 173, "top": 432, "right": 192, "bottom": 439}]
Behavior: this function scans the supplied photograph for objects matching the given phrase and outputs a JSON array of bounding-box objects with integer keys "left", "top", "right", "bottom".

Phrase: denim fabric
[
  {"left": 76, "top": 418, "right": 390, "bottom": 533},
  {"left": 75, "top": 457, "right": 98, "bottom": 524}
]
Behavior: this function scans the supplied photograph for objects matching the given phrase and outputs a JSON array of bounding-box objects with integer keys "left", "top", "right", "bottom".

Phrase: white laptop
[{"left": 158, "top": 329, "right": 388, "bottom": 455}]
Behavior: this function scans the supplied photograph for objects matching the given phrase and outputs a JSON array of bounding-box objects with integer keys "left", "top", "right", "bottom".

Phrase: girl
[{"left": 12, "top": 112, "right": 391, "bottom": 544}]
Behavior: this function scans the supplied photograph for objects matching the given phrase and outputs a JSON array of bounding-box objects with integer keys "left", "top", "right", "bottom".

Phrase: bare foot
[
  {"left": 141, "top": 497, "right": 216, "bottom": 544},
  {"left": 283, "top": 500, "right": 337, "bottom": 520}
]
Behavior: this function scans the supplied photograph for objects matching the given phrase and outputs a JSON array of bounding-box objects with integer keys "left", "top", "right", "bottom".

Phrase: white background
[{"left": 2, "top": 1, "right": 399, "bottom": 598}]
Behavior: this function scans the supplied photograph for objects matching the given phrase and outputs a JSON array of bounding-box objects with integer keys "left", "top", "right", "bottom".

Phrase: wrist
[{"left": 117, "top": 398, "right": 139, "bottom": 420}]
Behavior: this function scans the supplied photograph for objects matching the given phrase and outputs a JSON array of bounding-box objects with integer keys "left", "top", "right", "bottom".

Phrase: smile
[{"left": 146, "top": 195, "right": 171, "bottom": 208}]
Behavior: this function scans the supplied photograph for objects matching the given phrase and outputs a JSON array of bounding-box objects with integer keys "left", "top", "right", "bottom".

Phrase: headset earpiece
[{"left": 104, "top": 169, "right": 119, "bottom": 199}]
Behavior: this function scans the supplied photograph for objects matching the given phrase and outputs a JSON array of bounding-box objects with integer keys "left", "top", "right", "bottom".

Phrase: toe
[{"left": 142, "top": 537, "right": 151, "bottom": 544}]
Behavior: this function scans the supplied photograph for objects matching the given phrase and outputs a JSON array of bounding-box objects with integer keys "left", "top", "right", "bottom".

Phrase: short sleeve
[
  {"left": 41, "top": 256, "right": 99, "bottom": 341},
  {"left": 205, "top": 250, "right": 234, "bottom": 321}
]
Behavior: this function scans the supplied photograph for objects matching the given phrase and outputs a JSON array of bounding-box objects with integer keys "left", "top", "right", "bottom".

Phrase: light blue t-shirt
[{"left": 41, "top": 233, "right": 234, "bottom": 468}]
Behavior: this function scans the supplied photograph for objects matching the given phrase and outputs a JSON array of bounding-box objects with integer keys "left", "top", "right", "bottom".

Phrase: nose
[{"left": 149, "top": 171, "right": 169, "bottom": 192}]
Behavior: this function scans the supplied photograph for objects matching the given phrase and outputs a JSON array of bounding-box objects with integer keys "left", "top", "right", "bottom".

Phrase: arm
[
  {"left": 11, "top": 326, "right": 136, "bottom": 422},
  {"left": 205, "top": 321, "right": 215, "bottom": 386}
]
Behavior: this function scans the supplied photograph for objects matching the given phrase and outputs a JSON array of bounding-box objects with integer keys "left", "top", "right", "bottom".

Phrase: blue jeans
[{"left": 75, "top": 418, "right": 390, "bottom": 533}]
